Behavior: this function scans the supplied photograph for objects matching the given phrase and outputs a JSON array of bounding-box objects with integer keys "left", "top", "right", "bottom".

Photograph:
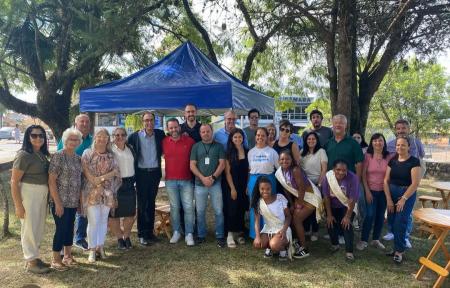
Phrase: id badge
[{"left": 205, "top": 157, "right": 210, "bottom": 165}]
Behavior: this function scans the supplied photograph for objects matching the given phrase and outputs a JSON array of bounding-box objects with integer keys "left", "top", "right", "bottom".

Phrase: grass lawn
[{"left": 0, "top": 178, "right": 448, "bottom": 288}]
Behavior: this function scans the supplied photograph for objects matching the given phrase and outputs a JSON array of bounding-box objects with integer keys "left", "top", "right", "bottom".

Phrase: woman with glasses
[
  {"left": 109, "top": 127, "right": 137, "bottom": 250},
  {"left": 11, "top": 125, "right": 51, "bottom": 274},
  {"left": 273, "top": 120, "right": 301, "bottom": 164},
  {"left": 81, "top": 128, "right": 121, "bottom": 263},
  {"left": 48, "top": 128, "right": 83, "bottom": 271}
]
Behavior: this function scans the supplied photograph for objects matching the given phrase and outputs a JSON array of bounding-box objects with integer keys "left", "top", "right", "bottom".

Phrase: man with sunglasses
[
  {"left": 243, "top": 108, "right": 259, "bottom": 149},
  {"left": 57, "top": 114, "right": 92, "bottom": 251}
]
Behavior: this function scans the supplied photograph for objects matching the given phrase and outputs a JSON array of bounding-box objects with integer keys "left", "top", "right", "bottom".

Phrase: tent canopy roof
[{"left": 80, "top": 41, "right": 274, "bottom": 116}]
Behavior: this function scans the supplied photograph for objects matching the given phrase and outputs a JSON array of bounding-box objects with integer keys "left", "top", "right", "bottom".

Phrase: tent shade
[{"left": 80, "top": 41, "right": 274, "bottom": 116}]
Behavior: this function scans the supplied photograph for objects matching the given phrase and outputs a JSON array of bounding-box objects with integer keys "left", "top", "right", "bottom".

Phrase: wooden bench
[
  {"left": 155, "top": 205, "right": 171, "bottom": 240},
  {"left": 419, "top": 195, "right": 443, "bottom": 208}
]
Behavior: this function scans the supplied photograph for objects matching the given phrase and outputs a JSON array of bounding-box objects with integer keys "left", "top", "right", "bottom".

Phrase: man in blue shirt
[
  {"left": 127, "top": 111, "right": 165, "bottom": 246},
  {"left": 57, "top": 114, "right": 92, "bottom": 250},
  {"left": 213, "top": 110, "right": 248, "bottom": 150}
]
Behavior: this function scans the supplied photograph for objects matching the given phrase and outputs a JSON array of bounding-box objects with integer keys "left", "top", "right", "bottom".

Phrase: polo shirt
[
  {"left": 190, "top": 141, "right": 225, "bottom": 185},
  {"left": 180, "top": 121, "right": 202, "bottom": 143},
  {"left": 243, "top": 126, "right": 257, "bottom": 149},
  {"left": 57, "top": 134, "right": 92, "bottom": 156},
  {"left": 324, "top": 135, "right": 364, "bottom": 172},
  {"left": 163, "top": 135, "right": 195, "bottom": 180},
  {"left": 214, "top": 127, "right": 248, "bottom": 150}
]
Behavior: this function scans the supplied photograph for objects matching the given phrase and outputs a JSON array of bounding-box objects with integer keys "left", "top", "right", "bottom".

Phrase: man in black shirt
[{"left": 181, "top": 104, "right": 201, "bottom": 142}]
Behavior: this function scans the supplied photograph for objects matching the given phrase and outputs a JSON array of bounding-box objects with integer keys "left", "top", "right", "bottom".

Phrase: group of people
[{"left": 11, "top": 105, "right": 424, "bottom": 274}]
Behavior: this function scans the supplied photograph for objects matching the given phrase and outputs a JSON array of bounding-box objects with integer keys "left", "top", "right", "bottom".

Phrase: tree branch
[
  {"left": 0, "top": 74, "right": 38, "bottom": 117},
  {"left": 182, "top": 0, "right": 218, "bottom": 65},
  {"left": 236, "top": 0, "right": 259, "bottom": 41}
]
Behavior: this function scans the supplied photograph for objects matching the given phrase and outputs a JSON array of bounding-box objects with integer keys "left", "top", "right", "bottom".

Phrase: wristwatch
[{"left": 211, "top": 175, "right": 217, "bottom": 181}]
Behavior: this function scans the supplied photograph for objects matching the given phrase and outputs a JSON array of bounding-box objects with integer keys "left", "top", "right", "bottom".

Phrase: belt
[
  {"left": 122, "top": 176, "right": 135, "bottom": 182},
  {"left": 138, "top": 167, "right": 159, "bottom": 172}
]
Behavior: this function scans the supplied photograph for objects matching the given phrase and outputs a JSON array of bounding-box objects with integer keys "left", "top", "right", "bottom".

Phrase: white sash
[
  {"left": 259, "top": 198, "right": 294, "bottom": 259},
  {"left": 275, "top": 167, "right": 324, "bottom": 222},
  {"left": 325, "top": 170, "right": 357, "bottom": 214}
]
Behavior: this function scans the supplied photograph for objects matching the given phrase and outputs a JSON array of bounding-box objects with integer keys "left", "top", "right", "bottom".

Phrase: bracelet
[{"left": 402, "top": 195, "right": 408, "bottom": 201}]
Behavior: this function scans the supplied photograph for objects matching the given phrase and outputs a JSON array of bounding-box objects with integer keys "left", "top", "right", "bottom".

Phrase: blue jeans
[
  {"left": 361, "top": 190, "right": 386, "bottom": 242},
  {"left": 166, "top": 180, "right": 195, "bottom": 234},
  {"left": 387, "top": 184, "right": 416, "bottom": 253},
  {"left": 387, "top": 215, "right": 413, "bottom": 239},
  {"left": 195, "top": 181, "right": 224, "bottom": 239},
  {"left": 357, "top": 185, "right": 366, "bottom": 222},
  {"left": 74, "top": 213, "right": 87, "bottom": 243}
]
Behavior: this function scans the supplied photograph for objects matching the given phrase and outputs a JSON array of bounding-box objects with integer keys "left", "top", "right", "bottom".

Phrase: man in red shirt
[{"left": 162, "top": 118, "right": 196, "bottom": 246}]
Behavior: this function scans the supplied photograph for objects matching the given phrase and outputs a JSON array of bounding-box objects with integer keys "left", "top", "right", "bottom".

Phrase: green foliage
[
  {"left": 369, "top": 57, "right": 450, "bottom": 138},
  {"left": 305, "top": 98, "right": 332, "bottom": 125}
]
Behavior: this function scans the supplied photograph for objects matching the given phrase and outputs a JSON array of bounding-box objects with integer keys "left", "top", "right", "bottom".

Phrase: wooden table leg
[
  {"left": 438, "top": 189, "right": 449, "bottom": 209},
  {"left": 415, "top": 228, "right": 447, "bottom": 280},
  {"left": 433, "top": 261, "right": 450, "bottom": 288}
]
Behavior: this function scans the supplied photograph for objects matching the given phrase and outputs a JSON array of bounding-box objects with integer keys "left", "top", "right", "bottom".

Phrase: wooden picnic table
[
  {"left": 430, "top": 181, "right": 450, "bottom": 209},
  {"left": 413, "top": 208, "right": 450, "bottom": 288}
]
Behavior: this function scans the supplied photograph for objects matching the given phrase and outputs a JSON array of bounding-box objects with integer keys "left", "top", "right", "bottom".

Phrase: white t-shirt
[
  {"left": 112, "top": 144, "right": 135, "bottom": 178},
  {"left": 300, "top": 148, "right": 328, "bottom": 184},
  {"left": 265, "top": 194, "right": 288, "bottom": 223},
  {"left": 248, "top": 146, "right": 279, "bottom": 174}
]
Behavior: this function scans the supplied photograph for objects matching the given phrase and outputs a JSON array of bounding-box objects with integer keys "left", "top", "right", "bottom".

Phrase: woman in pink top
[{"left": 357, "top": 133, "right": 393, "bottom": 251}]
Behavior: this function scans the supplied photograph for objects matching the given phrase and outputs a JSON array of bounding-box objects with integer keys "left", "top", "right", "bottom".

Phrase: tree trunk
[
  {"left": 0, "top": 181, "right": 10, "bottom": 238},
  {"left": 336, "top": 0, "right": 358, "bottom": 133}
]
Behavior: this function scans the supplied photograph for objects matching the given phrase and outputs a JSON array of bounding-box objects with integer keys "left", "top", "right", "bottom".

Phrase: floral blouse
[
  {"left": 49, "top": 151, "right": 82, "bottom": 208},
  {"left": 81, "top": 149, "right": 121, "bottom": 211}
]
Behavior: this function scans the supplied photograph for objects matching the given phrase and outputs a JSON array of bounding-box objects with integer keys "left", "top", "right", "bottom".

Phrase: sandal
[
  {"left": 51, "top": 261, "right": 69, "bottom": 271},
  {"left": 62, "top": 256, "right": 78, "bottom": 266}
]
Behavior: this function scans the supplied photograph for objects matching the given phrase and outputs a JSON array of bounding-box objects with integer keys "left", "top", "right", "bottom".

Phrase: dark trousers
[
  {"left": 136, "top": 168, "right": 161, "bottom": 239},
  {"left": 304, "top": 212, "right": 319, "bottom": 233},
  {"left": 52, "top": 206, "right": 77, "bottom": 252},
  {"left": 221, "top": 178, "right": 229, "bottom": 235},
  {"left": 328, "top": 207, "right": 355, "bottom": 253},
  {"left": 73, "top": 213, "right": 87, "bottom": 242},
  {"left": 361, "top": 190, "right": 386, "bottom": 242}
]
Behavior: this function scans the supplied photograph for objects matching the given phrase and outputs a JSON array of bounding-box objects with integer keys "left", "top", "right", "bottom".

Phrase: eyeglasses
[
  {"left": 114, "top": 134, "right": 127, "bottom": 137},
  {"left": 280, "top": 127, "right": 291, "bottom": 133},
  {"left": 30, "top": 133, "right": 44, "bottom": 139},
  {"left": 249, "top": 116, "right": 259, "bottom": 119}
]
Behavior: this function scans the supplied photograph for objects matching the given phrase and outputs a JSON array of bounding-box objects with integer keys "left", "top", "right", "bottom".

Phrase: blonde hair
[{"left": 93, "top": 128, "right": 112, "bottom": 153}]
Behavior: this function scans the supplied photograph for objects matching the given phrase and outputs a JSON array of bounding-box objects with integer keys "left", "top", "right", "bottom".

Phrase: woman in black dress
[{"left": 224, "top": 128, "right": 249, "bottom": 248}]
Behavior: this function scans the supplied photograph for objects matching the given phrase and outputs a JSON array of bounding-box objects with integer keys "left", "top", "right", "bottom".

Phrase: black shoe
[
  {"left": 293, "top": 247, "right": 310, "bottom": 259},
  {"left": 117, "top": 238, "right": 126, "bottom": 250},
  {"left": 217, "top": 238, "right": 226, "bottom": 248},
  {"left": 139, "top": 237, "right": 150, "bottom": 246},
  {"left": 264, "top": 248, "right": 273, "bottom": 258},
  {"left": 147, "top": 235, "right": 161, "bottom": 244},
  {"left": 36, "top": 258, "right": 50, "bottom": 268},
  {"left": 197, "top": 237, "right": 206, "bottom": 244},
  {"left": 393, "top": 254, "right": 403, "bottom": 264},
  {"left": 74, "top": 239, "right": 88, "bottom": 251},
  {"left": 125, "top": 237, "right": 132, "bottom": 249}
]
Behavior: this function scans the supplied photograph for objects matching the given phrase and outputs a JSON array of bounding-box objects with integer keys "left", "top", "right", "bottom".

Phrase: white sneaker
[
  {"left": 323, "top": 234, "right": 330, "bottom": 240},
  {"left": 170, "top": 231, "right": 181, "bottom": 244},
  {"left": 405, "top": 238, "right": 412, "bottom": 249},
  {"left": 311, "top": 234, "right": 319, "bottom": 242},
  {"left": 371, "top": 240, "right": 386, "bottom": 250},
  {"left": 383, "top": 232, "right": 394, "bottom": 241},
  {"left": 339, "top": 236, "right": 345, "bottom": 245},
  {"left": 185, "top": 233, "right": 195, "bottom": 246},
  {"left": 227, "top": 233, "right": 236, "bottom": 248},
  {"left": 88, "top": 251, "right": 96, "bottom": 263},
  {"left": 356, "top": 241, "right": 368, "bottom": 251}
]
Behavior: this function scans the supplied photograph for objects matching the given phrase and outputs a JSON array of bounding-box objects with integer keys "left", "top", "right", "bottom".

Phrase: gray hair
[
  {"left": 61, "top": 128, "right": 83, "bottom": 149},
  {"left": 74, "top": 114, "right": 90, "bottom": 124},
  {"left": 93, "top": 128, "right": 112, "bottom": 153},
  {"left": 332, "top": 114, "right": 348, "bottom": 125}
]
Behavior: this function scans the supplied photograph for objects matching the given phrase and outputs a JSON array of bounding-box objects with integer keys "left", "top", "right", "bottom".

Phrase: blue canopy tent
[{"left": 79, "top": 41, "right": 274, "bottom": 116}]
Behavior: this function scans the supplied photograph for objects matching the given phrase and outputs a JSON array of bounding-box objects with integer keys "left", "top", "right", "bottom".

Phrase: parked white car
[{"left": 0, "top": 127, "right": 15, "bottom": 140}]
